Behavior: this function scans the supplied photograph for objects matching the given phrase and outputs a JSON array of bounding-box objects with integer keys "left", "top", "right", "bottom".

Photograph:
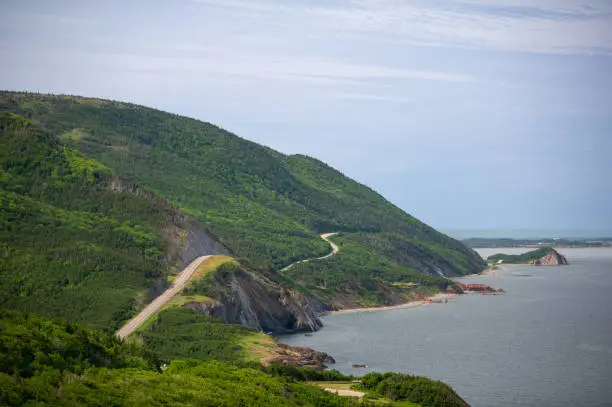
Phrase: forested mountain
[
  {"left": 0, "top": 91, "right": 484, "bottom": 312},
  {"left": 0, "top": 91, "right": 479, "bottom": 405},
  {"left": 0, "top": 111, "right": 183, "bottom": 330},
  {"left": 0, "top": 111, "right": 318, "bottom": 334}
]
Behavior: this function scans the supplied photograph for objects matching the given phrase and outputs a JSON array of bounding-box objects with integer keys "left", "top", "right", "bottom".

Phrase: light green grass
[
  {"left": 238, "top": 332, "right": 279, "bottom": 363},
  {"left": 191, "top": 255, "right": 238, "bottom": 281}
]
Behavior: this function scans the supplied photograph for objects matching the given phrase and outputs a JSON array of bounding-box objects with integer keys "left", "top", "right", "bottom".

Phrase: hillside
[
  {"left": 1, "top": 308, "right": 470, "bottom": 407},
  {"left": 0, "top": 112, "right": 320, "bottom": 333},
  {"left": 0, "top": 91, "right": 484, "bottom": 311},
  {"left": 487, "top": 247, "right": 569, "bottom": 265}
]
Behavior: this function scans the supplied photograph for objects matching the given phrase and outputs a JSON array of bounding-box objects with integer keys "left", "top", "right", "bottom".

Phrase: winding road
[
  {"left": 280, "top": 232, "right": 339, "bottom": 272},
  {"left": 116, "top": 255, "right": 212, "bottom": 340},
  {"left": 116, "top": 233, "right": 340, "bottom": 339}
]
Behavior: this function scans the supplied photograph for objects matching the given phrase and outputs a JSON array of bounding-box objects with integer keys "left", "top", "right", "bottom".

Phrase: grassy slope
[
  {"left": 0, "top": 91, "right": 484, "bottom": 308},
  {"left": 136, "top": 308, "right": 270, "bottom": 363}
]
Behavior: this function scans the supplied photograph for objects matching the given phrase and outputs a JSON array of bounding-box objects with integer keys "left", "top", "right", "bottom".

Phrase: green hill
[
  {"left": 0, "top": 93, "right": 478, "bottom": 405},
  {"left": 0, "top": 91, "right": 484, "bottom": 311},
  {"left": 1, "top": 308, "right": 470, "bottom": 407},
  {"left": 0, "top": 111, "right": 187, "bottom": 330}
]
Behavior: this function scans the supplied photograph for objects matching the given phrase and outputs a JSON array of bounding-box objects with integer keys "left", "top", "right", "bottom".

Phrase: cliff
[
  {"left": 531, "top": 250, "right": 569, "bottom": 266},
  {"left": 185, "top": 263, "right": 322, "bottom": 333},
  {"left": 487, "top": 247, "right": 568, "bottom": 266}
]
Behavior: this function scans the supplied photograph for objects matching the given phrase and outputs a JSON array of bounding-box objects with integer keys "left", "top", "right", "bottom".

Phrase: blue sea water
[{"left": 279, "top": 248, "right": 612, "bottom": 407}]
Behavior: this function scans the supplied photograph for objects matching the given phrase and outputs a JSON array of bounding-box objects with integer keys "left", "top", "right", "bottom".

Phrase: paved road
[
  {"left": 281, "top": 232, "right": 339, "bottom": 272},
  {"left": 116, "top": 255, "right": 212, "bottom": 340}
]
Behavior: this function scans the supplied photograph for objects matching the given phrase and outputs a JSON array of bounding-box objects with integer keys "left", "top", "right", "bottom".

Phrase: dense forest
[
  {"left": 0, "top": 111, "right": 181, "bottom": 330},
  {"left": 0, "top": 91, "right": 484, "bottom": 309},
  {"left": 0, "top": 92, "right": 477, "bottom": 405},
  {"left": 0, "top": 309, "right": 470, "bottom": 406}
]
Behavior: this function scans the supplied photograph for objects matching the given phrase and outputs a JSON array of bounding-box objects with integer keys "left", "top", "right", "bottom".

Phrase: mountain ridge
[{"left": 0, "top": 90, "right": 484, "bottom": 325}]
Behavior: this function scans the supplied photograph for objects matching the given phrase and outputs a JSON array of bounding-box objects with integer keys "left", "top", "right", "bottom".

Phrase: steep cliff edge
[
  {"left": 531, "top": 250, "right": 569, "bottom": 265},
  {"left": 488, "top": 247, "right": 568, "bottom": 266},
  {"left": 185, "top": 262, "right": 322, "bottom": 333}
]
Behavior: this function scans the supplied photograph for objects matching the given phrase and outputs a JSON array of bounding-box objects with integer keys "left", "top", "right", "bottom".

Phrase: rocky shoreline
[{"left": 263, "top": 343, "right": 336, "bottom": 370}]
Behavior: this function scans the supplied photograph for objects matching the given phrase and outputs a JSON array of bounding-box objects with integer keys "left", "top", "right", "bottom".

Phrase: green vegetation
[
  {"left": 1, "top": 91, "right": 484, "bottom": 308},
  {"left": 284, "top": 233, "right": 458, "bottom": 307},
  {"left": 360, "top": 372, "right": 468, "bottom": 407},
  {"left": 0, "top": 93, "right": 473, "bottom": 406},
  {"left": 0, "top": 112, "right": 180, "bottom": 330},
  {"left": 2, "top": 309, "right": 466, "bottom": 406},
  {"left": 487, "top": 247, "right": 557, "bottom": 264},
  {"left": 190, "top": 254, "right": 237, "bottom": 281},
  {"left": 0, "top": 308, "right": 158, "bottom": 378},
  {"left": 136, "top": 308, "right": 266, "bottom": 363}
]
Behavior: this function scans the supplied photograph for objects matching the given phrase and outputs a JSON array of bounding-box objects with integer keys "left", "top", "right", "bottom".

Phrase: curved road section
[
  {"left": 116, "top": 255, "right": 212, "bottom": 340},
  {"left": 281, "top": 232, "right": 339, "bottom": 272}
]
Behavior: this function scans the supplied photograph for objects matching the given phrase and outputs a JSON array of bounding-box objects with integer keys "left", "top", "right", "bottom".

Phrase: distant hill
[
  {"left": 463, "top": 237, "right": 611, "bottom": 248},
  {"left": 1, "top": 91, "right": 484, "bottom": 314},
  {"left": 487, "top": 247, "right": 568, "bottom": 265},
  {"left": 447, "top": 229, "right": 612, "bottom": 240}
]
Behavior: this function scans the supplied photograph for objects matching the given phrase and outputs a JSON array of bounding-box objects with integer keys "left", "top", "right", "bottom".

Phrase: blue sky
[{"left": 1, "top": 0, "right": 611, "bottom": 233}]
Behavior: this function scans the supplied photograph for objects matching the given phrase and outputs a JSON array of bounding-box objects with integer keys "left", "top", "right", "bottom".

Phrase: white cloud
[
  {"left": 91, "top": 47, "right": 481, "bottom": 85},
  {"left": 190, "top": 0, "right": 612, "bottom": 54}
]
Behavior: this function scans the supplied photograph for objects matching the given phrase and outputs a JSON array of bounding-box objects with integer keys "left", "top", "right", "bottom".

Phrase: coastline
[
  {"left": 459, "top": 264, "right": 508, "bottom": 279},
  {"left": 327, "top": 293, "right": 456, "bottom": 316},
  {"left": 324, "top": 265, "right": 511, "bottom": 317}
]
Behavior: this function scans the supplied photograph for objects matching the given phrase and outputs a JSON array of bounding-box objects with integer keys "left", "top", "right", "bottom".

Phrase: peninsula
[{"left": 487, "top": 247, "right": 569, "bottom": 266}]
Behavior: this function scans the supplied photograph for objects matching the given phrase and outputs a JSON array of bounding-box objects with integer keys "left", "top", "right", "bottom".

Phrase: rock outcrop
[
  {"left": 530, "top": 251, "right": 569, "bottom": 266},
  {"left": 106, "top": 176, "right": 231, "bottom": 302},
  {"left": 456, "top": 283, "right": 504, "bottom": 293},
  {"left": 264, "top": 344, "right": 335, "bottom": 370},
  {"left": 185, "top": 265, "right": 322, "bottom": 334}
]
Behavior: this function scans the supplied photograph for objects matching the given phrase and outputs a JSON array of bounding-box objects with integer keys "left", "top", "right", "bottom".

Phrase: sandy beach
[
  {"left": 458, "top": 264, "right": 508, "bottom": 279},
  {"left": 328, "top": 293, "right": 456, "bottom": 316}
]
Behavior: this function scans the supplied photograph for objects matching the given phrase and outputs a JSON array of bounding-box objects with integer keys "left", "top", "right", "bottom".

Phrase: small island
[{"left": 487, "top": 247, "right": 569, "bottom": 266}]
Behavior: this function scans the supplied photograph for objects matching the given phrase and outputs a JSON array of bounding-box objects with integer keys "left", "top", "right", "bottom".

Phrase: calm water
[{"left": 279, "top": 248, "right": 612, "bottom": 407}]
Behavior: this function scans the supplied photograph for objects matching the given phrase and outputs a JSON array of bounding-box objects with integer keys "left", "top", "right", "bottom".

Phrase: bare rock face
[
  {"left": 532, "top": 251, "right": 569, "bottom": 266},
  {"left": 265, "top": 344, "right": 335, "bottom": 370},
  {"left": 107, "top": 176, "right": 321, "bottom": 334},
  {"left": 188, "top": 265, "right": 323, "bottom": 334}
]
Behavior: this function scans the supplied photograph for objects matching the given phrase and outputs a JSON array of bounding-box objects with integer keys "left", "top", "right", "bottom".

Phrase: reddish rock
[{"left": 531, "top": 251, "right": 569, "bottom": 266}]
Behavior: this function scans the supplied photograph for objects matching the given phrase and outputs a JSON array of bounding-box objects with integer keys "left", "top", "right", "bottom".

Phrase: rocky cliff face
[
  {"left": 107, "top": 176, "right": 231, "bottom": 301},
  {"left": 112, "top": 175, "right": 322, "bottom": 334},
  {"left": 186, "top": 265, "right": 322, "bottom": 334},
  {"left": 532, "top": 251, "right": 569, "bottom": 266}
]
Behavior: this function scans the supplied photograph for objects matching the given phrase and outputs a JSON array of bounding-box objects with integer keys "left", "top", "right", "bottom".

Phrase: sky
[{"left": 1, "top": 0, "right": 611, "bottom": 234}]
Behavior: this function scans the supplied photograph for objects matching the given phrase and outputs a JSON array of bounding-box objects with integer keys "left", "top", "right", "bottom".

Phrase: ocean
[{"left": 279, "top": 248, "right": 612, "bottom": 407}]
